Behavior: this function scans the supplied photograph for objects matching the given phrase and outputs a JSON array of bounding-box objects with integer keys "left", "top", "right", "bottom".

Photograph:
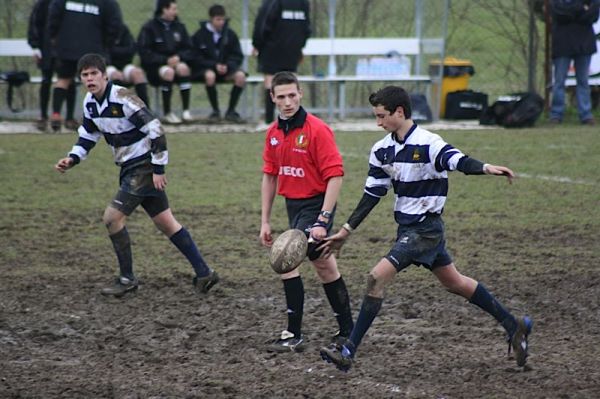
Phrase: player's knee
[
  {"left": 234, "top": 71, "right": 246, "bottom": 85},
  {"left": 176, "top": 63, "right": 190, "bottom": 76},
  {"left": 205, "top": 70, "right": 216, "bottom": 85},
  {"left": 160, "top": 67, "right": 175, "bottom": 81},
  {"left": 366, "top": 273, "right": 386, "bottom": 297}
]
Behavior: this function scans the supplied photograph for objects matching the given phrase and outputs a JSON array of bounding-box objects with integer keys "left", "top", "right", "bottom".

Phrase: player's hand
[
  {"left": 309, "top": 225, "right": 327, "bottom": 242},
  {"left": 216, "top": 63, "right": 228, "bottom": 75},
  {"left": 484, "top": 164, "right": 515, "bottom": 184},
  {"left": 54, "top": 157, "right": 74, "bottom": 173},
  {"left": 251, "top": 47, "right": 258, "bottom": 57},
  {"left": 167, "top": 55, "right": 180, "bottom": 67},
  {"left": 317, "top": 228, "right": 350, "bottom": 259},
  {"left": 153, "top": 173, "right": 167, "bottom": 191},
  {"left": 259, "top": 222, "right": 273, "bottom": 247}
]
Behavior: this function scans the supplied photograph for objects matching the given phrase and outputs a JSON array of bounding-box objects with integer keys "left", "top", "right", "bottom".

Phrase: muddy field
[{"left": 1, "top": 205, "right": 599, "bottom": 399}]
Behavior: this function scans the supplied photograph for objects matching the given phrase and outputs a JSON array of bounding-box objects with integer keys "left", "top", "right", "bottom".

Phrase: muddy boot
[
  {"left": 267, "top": 330, "right": 304, "bottom": 353},
  {"left": 508, "top": 316, "right": 533, "bottom": 367},
  {"left": 101, "top": 276, "right": 138, "bottom": 298},
  {"left": 192, "top": 270, "right": 220, "bottom": 294}
]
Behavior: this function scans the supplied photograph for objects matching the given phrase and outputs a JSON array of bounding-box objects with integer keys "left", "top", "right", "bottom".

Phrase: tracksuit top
[
  {"left": 262, "top": 107, "right": 343, "bottom": 199},
  {"left": 365, "top": 124, "right": 467, "bottom": 225},
  {"left": 68, "top": 83, "right": 167, "bottom": 174}
]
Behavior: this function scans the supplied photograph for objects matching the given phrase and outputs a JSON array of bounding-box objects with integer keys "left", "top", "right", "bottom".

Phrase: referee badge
[{"left": 295, "top": 133, "right": 308, "bottom": 149}]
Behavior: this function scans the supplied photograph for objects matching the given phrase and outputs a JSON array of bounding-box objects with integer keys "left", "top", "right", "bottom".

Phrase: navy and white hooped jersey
[
  {"left": 68, "top": 82, "right": 167, "bottom": 172},
  {"left": 365, "top": 124, "right": 466, "bottom": 225}
]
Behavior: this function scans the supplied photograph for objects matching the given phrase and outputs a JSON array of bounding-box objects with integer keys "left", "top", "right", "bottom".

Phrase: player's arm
[
  {"left": 55, "top": 116, "right": 102, "bottom": 173},
  {"left": 456, "top": 156, "right": 515, "bottom": 184},
  {"left": 260, "top": 173, "right": 278, "bottom": 247}
]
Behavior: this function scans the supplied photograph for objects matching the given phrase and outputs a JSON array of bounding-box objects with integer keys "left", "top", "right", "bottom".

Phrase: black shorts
[
  {"left": 285, "top": 194, "right": 335, "bottom": 236},
  {"left": 191, "top": 68, "right": 246, "bottom": 83},
  {"left": 109, "top": 162, "right": 169, "bottom": 217},
  {"left": 55, "top": 59, "right": 78, "bottom": 79},
  {"left": 385, "top": 214, "right": 453, "bottom": 272}
]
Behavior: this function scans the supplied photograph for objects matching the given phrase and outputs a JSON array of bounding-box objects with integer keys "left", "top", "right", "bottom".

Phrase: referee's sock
[
  {"left": 283, "top": 276, "right": 304, "bottom": 338},
  {"left": 470, "top": 283, "right": 517, "bottom": 336},
  {"left": 323, "top": 276, "right": 354, "bottom": 337},
  {"left": 169, "top": 227, "right": 210, "bottom": 277}
]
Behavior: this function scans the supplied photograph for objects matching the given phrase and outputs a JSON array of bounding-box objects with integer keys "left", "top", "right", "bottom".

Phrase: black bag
[
  {"left": 480, "top": 92, "right": 544, "bottom": 128},
  {"left": 444, "top": 90, "right": 488, "bottom": 120},
  {"left": 410, "top": 93, "right": 433, "bottom": 123},
  {"left": 0, "top": 71, "right": 30, "bottom": 112}
]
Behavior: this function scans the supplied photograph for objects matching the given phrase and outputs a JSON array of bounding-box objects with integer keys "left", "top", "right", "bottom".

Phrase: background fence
[{"left": 0, "top": 0, "right": 547, "bottom": 120}]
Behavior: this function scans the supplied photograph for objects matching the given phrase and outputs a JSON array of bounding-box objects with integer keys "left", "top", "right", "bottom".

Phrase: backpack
[
  {"left": 0, "top": 71, "right": 30, "bottom": 112},
  {"left": 479, "top": 92, "right": 544, "bottom": 128}
]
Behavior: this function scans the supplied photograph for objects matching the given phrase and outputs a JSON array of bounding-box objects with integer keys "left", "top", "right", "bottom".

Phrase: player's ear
[{"left": 395, "top": 106, "right": 405, "bottom": 119}]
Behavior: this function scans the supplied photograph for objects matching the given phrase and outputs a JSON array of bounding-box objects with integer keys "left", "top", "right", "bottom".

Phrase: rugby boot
[
  {"left": 224, "top": 110, "right": 244, "bottom": 124},
  {"left": 35, "top": 118, "right": 48, "bottom": 132},
  {"left": 192, "top": 270, "right": 220, "bottom": 294},
  {"left": 267, "top": 330, "right": 304, "bottom": 353},
  {"left": 206, "top": 110, "right": 221, "bottom": 124},
  {"left": 320, "top": 338, "right": 355, "bottom": 372},
  {"left": 101, "top": 276, "right": 138, "bottom": 298},
  {"left": 181, "top": 110, "right": 194, "bottom": 123},
  {"left": 50, "top": 112, "right": 62, "bottom": 132},
  {"left": 508, "top": 316, "right": 533, "bottom": 367}
]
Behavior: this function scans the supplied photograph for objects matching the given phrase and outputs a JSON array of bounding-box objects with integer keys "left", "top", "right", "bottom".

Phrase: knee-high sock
[
  {"left": 348, "top": 295, "right": 383, "bottom": 354},
  {"left": 206, "top": 85, "right": 219, "bottom": 112},
  {"left": 135, "top": 83, "right": 149, "bottom": 108},
  {"left": 40, "top": 70, "right": 53, "bottom": 119},
  {"left": 169, "top": 227, "right": 210, "bottom": 277},
  {"left": 470, "top": 282, "right": 517, "bottom": 336},
  {"left": 179, "top": 80, "right": 191, "bottom": 110},
  {"left": 227, "top": 85, "right": 243, "bottom": 113},
  {"left": 161, "top": 84, "right": 173, "bottom": 114},
  {"left": 283, "top": 276, "right": 304, "bottom": 337},
  {"left": 66, "top": 82, "right": 76, "bottom": 120},
  {"left": 52, "top": 87, "right": 67, "bottom": 114},
  {"left": 323, "top": 277, "right": 354, "bottom": 337},
  {"left": 109, "top": 227, "right": 134, "bottom": 280},
  {"left": 264, "top": 89, "right": 274, "bottom": 123}
]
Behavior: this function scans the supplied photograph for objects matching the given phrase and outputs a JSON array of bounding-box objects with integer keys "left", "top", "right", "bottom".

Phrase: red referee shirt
[{"left": 262, "top": 108, "right": 344, "bottom": 199}]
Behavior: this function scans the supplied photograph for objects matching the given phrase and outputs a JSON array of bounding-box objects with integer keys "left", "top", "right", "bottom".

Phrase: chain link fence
[{"left": 1, "top": 0, "right": 545, "bottom": 120}]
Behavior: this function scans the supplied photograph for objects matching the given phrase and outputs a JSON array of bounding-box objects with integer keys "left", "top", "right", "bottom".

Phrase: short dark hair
[
  {"left": 271, "top": 71, "right": 300, "bottom": 93},
  {"left": 209, "top": 4, "right": 226, "bottom": 17},
  {"left": 368, "top": 86, "right": 412, "bottom": 119},
  {"left": 155, "top": 0, "right": 176, "bottom": 17},
  {"left": 77, "top": 53, "right": 107, "bottom": 75}
]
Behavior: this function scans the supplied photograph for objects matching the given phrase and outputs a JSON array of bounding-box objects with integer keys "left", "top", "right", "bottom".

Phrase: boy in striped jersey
[
  {"left": 319, "top": 86, "right": 532, "bottom": 370},
  {"left": 54, "top": 53, "right": 219, "bottom": 297}
]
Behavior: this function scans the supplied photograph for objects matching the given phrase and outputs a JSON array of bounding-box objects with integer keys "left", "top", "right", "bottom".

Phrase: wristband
[
  {"left": 311, "top": 220, "right": 328, "bottom": 229},
  {"left": 342, "top": 223, "right": 354, "bottom": 233}
]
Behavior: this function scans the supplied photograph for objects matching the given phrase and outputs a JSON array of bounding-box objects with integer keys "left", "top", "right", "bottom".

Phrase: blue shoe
[
  {"left": 508, "top": 316, "right": 533, "bottom": 367},
  {"left": 320, "top": 339, "right": 354, "bottom": 372}
]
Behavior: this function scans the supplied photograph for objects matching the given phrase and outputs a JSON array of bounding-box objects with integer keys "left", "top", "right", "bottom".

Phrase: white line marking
[{"left": 518, "top": 173, "right": 598, "bottom": 186}]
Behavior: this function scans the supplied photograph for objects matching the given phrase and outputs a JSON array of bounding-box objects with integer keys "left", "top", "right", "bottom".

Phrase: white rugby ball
[{"left": 269, "top": 229, "right": 308, "bottom": 274}]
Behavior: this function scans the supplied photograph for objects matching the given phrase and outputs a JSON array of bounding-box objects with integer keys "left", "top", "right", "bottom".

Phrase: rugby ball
[{"left": 269, "top": 229, "right": 308, "bottom": 274}]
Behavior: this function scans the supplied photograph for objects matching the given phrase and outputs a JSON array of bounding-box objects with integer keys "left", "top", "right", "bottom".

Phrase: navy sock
[
  {"left": 283, "top": 276, "right": 304, "bottom": 337},
  {"left": 349, "top": 295, "right": 383, "bottom": 354},
  {"left": 323, "top": 277, "right": 354, "bottom": 337},
  {"left": 206, "top": 85, "right": 219, "bottom": 112},
  {"left": 169, "top": 228, "right": 210, "bottom": 277},
  {"left": 161, "top": 84, "right": 172, "bottom": 114},
  {"left": 470, "top": 283, "right": 517, "bottom": 336},
  {"left": 52, "top": 87, "right": 67, "bottom": 114},
  {"left": 109, "top": 227, "right": 134, "bottom": 280}
]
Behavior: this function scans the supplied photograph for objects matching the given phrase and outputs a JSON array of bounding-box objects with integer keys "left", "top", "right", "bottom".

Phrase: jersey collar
[
  {"left": 93, "top": 81, "right": 112, "bottom": 105},
  {"left": 392, "top": 122, "right": 417, "bottom": 144},
  {"left": 277, "top": 106, "right": 307, "bottom": 135}
]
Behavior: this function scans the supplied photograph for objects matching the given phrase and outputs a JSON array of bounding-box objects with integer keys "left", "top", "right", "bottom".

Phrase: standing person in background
[
  {"left": 550, "top": 0, "right": 600, "bottom": 125},
  {"left": 27, "top": 0, "right": 77, "bottom": 132},
  {"left": 54, "top": 53, "right": 219, "bottom": 297},
  {"left": 259, "top": 71, "right": 353, "bottom": 353},
  {"left": 138, "top": 0, "right": 194, "bottom": 125},
  {"left": 107, "top": 22, "right": 150, "bottom": 108},
  {"left": 252, "top": 0, "right": 311, "bottom": 125},
  {"left": 190, "top": 4, "right": 246, "bottom": 124},
  {"left": 319, "top": 86, "right": 532, "bottom": 372},
  {"left": 47, "top": 0, "right": 122, "bottom": 132}
]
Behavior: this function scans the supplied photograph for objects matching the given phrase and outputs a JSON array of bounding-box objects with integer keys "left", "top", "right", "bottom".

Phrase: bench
[{"left": 1, "top": 37, "right": 444, "bottom": 120}]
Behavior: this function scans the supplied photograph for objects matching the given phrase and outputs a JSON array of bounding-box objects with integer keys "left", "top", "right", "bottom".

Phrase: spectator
[
  {"left": 46, "top": 0, "right": 121, "bottom": 132},
  {"left": 27, "top": 0, "right": 77, "bottom": 132},
  {"left": 107, "top": 23, "right": 150, "bottom": 108},
  {"left": 191, "top": 4, "right": 246, "bottom": 124},
  {"left": 550, "top": 0, "right": 600, "bottom": 125},
  {"left": 138, "top": 0, "right": 194, "bottom": 124},
  {"left": 252, "top": 0, "right": 311, "bottom": 124}
]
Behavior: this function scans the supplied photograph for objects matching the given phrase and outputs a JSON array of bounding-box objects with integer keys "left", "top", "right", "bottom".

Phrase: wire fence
[{"left": 0, "top": 0, "right": 546, "bottom": 120}]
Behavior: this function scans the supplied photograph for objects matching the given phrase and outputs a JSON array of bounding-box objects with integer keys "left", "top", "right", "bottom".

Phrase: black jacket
[
  {"left": 110, "top": 25, "right": 137, "bottom": 70},
  {"left": 137, "top": 17, "right": 193, "bottom": 67},
  {"left": 27, "top": 0, "right": 53, "bottom": 69},
  {"left": 190, "top": 20, "right": 244, "bottom": 73},
  {"left": 551, "top": 0, "right": 600, "bottom": 58},
  {"left": 47, "top": 0, "right": 122, "bottom": 61},
  {"left": 252, "top": 0, "right": 311, "bottom": 73}
]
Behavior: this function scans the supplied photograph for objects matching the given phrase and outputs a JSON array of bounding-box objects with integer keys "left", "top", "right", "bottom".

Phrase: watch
[{"left": 320, "top": 210, "right": 332, "bottom": 219}]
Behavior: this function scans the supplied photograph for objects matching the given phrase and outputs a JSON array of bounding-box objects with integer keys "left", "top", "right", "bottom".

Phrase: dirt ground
[{"left": 1, "top": 209, "right": 600, "bottom": 399}]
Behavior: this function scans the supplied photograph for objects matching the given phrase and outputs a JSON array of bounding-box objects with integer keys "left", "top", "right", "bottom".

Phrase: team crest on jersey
[
  {"left": 412, "top": 149, "right": 421, "bottom": 161},
  {"left": 270, "top": 137, "right": 279, "bottom": 146},
  {"left": 295, "top": 133, "right": 308, "bottom": 149}
]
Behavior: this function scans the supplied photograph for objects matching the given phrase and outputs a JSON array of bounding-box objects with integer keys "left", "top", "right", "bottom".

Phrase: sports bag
[
  {"left": 0, "top": 71, "right": 30, "bottom": 112},
  {"left": 445, "top": 90, "right": 488, "bottom": 120},
  {"left": 479, "top": 92, "right": 544, "bottom": 128}
]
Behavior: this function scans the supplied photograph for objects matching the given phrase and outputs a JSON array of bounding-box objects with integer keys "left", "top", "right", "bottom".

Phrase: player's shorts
[
  {"left": 191, "top": 68, "right": 247, "bottom": 83},
  {"left": 55, "top": 59, "right": 78, "bottom": 79},
  {"left": 107, "top": 64, "right": 137, "bottom": 84},
  {"left": 385, "top": 214, "right": 453, "bottom": 272},
  {"left": 109, "top": 162, "right": 169, "bottom": 217}
]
